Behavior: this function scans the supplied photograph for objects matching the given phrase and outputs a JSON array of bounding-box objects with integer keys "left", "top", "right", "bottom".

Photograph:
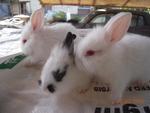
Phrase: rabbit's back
[
  {"left": 98, "top": 33, "right": 150, "bottom": 81},
  {"left": 28, "top": 23, "right": 78, "bottom": 65},
  {"left": 119, "top": 34, "right": 150, "bottom": 80}
]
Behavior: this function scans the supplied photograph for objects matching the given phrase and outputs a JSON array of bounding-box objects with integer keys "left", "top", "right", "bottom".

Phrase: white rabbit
[
  {"left": 39, "top": 32, "right": 95, "bottom": 113},
  {"left": 40, "top": 32, "right": 92, "bottom": 96},
  {"left": 76, "top": 12, "right": 150, "bottom": 103},
  {"left": 20, "top": 8, "right": 78, "bottom": 67}
]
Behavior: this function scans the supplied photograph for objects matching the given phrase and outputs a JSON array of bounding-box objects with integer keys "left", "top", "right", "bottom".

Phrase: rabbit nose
[
  {"left": 38, "top": 80, "right": 41, "bottom": 85},
  {"left": 47, "top": 84, "right": 55, "bottom": 93},
  {"left": 23, "top": 39, "right": 27, "bottom": 44}
]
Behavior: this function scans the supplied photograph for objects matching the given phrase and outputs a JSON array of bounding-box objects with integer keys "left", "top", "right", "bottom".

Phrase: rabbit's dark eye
[
  {"left": 47, "top": 84, "right": 55, "bottom": 93},
  {"left": 38, "top": 80, "right": 41, "bottom": 85},
  {"left": 23, "top": 39, "right": 27, "bottom": 44},
  {"left": 52, "top": 65, "right": 68, "bottom": 82}
]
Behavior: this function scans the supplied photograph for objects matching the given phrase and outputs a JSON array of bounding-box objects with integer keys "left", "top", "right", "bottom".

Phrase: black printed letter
[{"left": 123, "top": 104, "right": 140, "bottom": 113}]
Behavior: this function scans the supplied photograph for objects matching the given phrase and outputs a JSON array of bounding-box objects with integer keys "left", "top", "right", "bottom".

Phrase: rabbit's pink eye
[
  {"left": 85, "top": 50, "right": 95, "bottom": 56},
  {"left": 23, "top": 39, "right": 27, "bottom": 44}
]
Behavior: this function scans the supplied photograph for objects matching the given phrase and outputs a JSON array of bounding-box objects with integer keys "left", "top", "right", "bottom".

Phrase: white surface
[
  {"left": 0, "top": 28, "right": 22, "bottom": 58},
  {"left": 0, "top": 57, "right": 42, "bottom": 113},
  {"left": 0, "top": 54, "right": 150, "bottom": 113}
]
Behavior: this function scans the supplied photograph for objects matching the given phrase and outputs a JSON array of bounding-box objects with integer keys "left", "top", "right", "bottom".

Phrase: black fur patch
[
  {"left": 63, "top": 32, "right": 76, "bottom": 49},
  {"left": 63, "top": 32, "right": 76, "bottom": 57},
  {"left": 52, "top": 65, "right": 68, "bottom": 82},
  {"left": 47, "top": 84, "right": 55, "bottom": 93}
]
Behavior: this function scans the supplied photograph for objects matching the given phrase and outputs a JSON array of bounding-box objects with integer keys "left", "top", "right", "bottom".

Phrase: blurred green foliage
[
  {"left": 53, "top": 11, "right": 66, "bottom": 21},
  {"left": 71, "top": 15, "right": 82, "bottom": 21},
  {"left": 52, "top": 11, "right": 83, "bottom": 22}
]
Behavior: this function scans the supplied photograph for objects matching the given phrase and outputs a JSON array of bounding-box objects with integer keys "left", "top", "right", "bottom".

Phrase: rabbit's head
[
  {"left": 20, "top": 8, "right": 44, "bottom": 55},
  {"left": 39, "top": 32, "right": 77, "bottom": 94},
  {"left": 77, "top": 12, "right": 132, "bottom": 67}
]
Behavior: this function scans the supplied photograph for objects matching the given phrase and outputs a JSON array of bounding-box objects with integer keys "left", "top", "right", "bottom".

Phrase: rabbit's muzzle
[{"left": 38, "top": 80, "right": 55, "bottom": 93}]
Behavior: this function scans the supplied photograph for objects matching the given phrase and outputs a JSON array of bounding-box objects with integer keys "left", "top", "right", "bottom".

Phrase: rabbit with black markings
[
  {"left": 21, "top": 8, "right": 78, "bottom": 67},
  {"left": 76, "top": 12, "right": 150, "bottom": 104},
  {"left": 39, "top": 32, "right": 92, "bottom": 96},
  {"left": 39, "top": 32, "right": 94, "bottom": 113}
]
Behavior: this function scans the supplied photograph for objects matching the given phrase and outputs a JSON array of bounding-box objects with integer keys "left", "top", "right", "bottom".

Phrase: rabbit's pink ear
[
  {"left": 31, "top": 8, "right": 44, "bottom": 31},
  {"left": 104, "top": 12, "right": 132, "bottom": 43}
]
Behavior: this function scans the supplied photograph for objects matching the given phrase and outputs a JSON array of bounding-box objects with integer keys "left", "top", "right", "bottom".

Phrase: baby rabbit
[
  {"left": 20, "top": 8, "right": 78, "bottom": 67},
  {"left": 40, "top": 32, "right": 92, "bottom": 96},
  {"left": 76, "top": 12, "right": 150, "bottom": 104}
]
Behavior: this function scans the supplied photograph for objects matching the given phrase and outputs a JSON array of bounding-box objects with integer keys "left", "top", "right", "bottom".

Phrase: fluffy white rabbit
[
  {"left": 40, "top": 32, "right": 92, "bottom": 96},
  {"left": 20, "top": 8, "right": 78, "bottom": 66},
  {"left": 39, "top": 32, "right": 95, "bottom": 113},
  {"left": 76, "top": 12, "right": 150, "bottom": 103}
]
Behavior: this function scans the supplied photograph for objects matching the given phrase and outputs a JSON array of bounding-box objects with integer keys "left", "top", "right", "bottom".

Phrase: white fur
[
  {"left": 41, "top": 44, "right": 91, "bottom": 96},
  {"left": 21, "top": 8, "right": 78, "bottom": 66},
  {"left": 76, "top": 12, "right": 150, "bottom": 101},
  {"left": 40, "top": 39, "right": 93, "bottom": 113}
]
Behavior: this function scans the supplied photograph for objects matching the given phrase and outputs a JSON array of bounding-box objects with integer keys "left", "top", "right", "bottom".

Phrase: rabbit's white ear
[
  {"left": 104, "top": 12, "right": 132, "bottom": 43},
  {"left": 31, "top": 8, "right": 44, "bottom": 31}
]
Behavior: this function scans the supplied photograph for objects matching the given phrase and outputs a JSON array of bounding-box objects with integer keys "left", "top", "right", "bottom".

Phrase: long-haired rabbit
[
  {"left": 76, "top": 12, "right": 150, "bottom": 104},
  {"left": 20, "top": 8, "right": 78, "bottom": 67},
  {"left": 39, "top": 32, "right": 92, "bottom": 96}
]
